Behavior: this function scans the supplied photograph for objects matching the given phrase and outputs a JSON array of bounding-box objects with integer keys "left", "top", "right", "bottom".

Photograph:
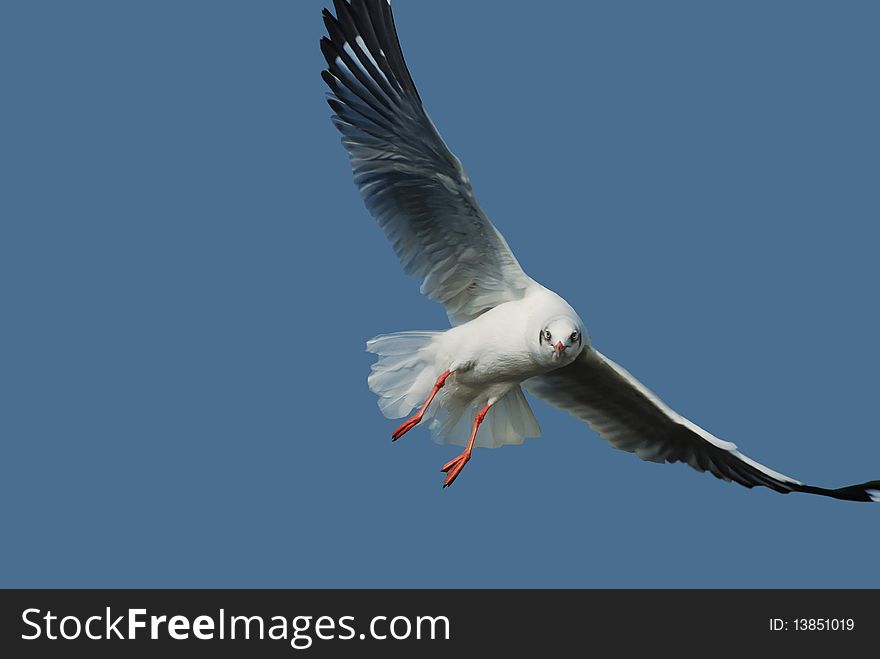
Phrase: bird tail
[
  {"left": 366, "top": 331, "right": 443, "bottom": 419},
  {"left": 434, "top": 386, "right": 542, "bottom": 449}
]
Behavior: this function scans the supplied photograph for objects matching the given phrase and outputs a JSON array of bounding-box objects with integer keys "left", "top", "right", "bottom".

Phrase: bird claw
[
  {"left": 441, "top": 451, "right": 471, "bottom": 488},
  {"left": 391, "top": 414, "right": 422, "bottom": 441}
]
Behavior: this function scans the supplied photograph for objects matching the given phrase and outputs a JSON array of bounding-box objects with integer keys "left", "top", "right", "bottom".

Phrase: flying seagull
[{"left": 320, "top": 0, "right": 879, "bottom": 500}]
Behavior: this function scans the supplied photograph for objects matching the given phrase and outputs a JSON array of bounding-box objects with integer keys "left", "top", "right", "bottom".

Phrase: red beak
[{"left": 554, "top": 341, "right": 565, "bottom": 352}]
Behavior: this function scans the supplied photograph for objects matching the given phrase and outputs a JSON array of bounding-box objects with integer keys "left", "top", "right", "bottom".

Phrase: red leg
[
  {"left": 440, "top": 402, "right": 491, "bottom": 488},
  {"left": 391, "top": 370, "right": 452, "bottom": 441}
]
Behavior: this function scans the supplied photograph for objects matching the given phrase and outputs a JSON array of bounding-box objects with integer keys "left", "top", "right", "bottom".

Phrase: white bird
[{"left": 320, "top": 0, "right": 880, "bottom": 499}]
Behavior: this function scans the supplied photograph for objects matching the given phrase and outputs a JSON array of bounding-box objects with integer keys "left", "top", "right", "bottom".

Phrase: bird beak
[{"left": 554, "top": 341, "right": 566, "bottom": 352}]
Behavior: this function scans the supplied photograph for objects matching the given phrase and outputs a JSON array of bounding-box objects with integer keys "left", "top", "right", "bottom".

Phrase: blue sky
[{"left": 2, "top": 1, "right": 878, "bottom": 587}]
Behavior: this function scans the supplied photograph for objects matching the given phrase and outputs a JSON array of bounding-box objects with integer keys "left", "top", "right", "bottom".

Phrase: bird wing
[
  {"left": 524, "top": 348, "right": 880, "bottom": 502},
  {"left": 321, "top": 0, "right": 535, "bottom": 325}
]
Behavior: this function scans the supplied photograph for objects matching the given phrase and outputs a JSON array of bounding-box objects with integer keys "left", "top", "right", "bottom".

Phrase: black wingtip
[
  {"left": 319, "top": 36, "right": 336, "bottom": 67},
  {"left": 796, "top": 479, "right": 880, "bottom": 503}
]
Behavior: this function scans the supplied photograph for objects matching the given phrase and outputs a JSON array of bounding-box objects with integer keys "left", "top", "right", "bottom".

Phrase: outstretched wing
[
  {"left": 321, "top": 0, "right": 535, "bottom": 325},
  {"left": 524, "top": 349, "right": 880, "bottom": 502}
]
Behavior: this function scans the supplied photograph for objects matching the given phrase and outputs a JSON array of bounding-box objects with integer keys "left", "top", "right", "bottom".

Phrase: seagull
[{"left": 320, "top": 0, "right": 880, "bottom": 500}]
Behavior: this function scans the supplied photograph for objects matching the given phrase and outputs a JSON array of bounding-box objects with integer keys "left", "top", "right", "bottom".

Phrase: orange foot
[
  {"left": 391, "top": 414, "right": 422, "bottom": 441},
  {"left": 441, "top": 451, "right": 471, "bottom": 488}
]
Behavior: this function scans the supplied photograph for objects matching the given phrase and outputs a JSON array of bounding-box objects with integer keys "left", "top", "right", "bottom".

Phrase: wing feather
[{"left": 321, "top": 0, "right": 534, "bottom": 324}]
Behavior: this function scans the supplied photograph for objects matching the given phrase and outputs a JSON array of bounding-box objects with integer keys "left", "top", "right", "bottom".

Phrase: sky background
[{"left": 2, "top": 0, "right": 879, "bottom": 587}]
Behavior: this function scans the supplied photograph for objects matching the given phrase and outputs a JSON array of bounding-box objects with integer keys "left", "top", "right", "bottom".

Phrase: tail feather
[
  {"left": 367, "top": 331, "right": 441, "bottom": 419},
  {"left": 427, "top": 387, "right": 541, "bottom": 449},
  {"left": 366, "top": 331, "right": 437, "bottom": 357},
  {"left": 487, "top": 387, "right": 541, "bottom": 448}
]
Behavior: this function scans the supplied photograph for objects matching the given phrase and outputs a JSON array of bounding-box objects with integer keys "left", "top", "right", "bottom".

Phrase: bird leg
[
  {"left": 441, "top": 402, "right": 491, "bottom": 488},
  {"left": 391, "top": 370, "right": 452, "bottom": 441}
]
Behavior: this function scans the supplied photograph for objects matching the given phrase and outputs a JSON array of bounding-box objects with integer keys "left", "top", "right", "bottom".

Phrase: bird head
[{"left": 539, "top": 316, "right": 585, "bottom": 364}]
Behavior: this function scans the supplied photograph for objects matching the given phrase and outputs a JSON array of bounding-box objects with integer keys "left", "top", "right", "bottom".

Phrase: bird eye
[
  {"left": 542, "top": 329, "right": 551, "bottom": 342},
  {"left": 570, "top": 331, "right": 579, "bottom": 342}
]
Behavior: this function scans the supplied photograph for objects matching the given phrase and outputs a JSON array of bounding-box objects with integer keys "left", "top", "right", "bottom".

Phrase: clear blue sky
[{"left": 2, "top": 1, "right": 878, "bottom": 587}]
